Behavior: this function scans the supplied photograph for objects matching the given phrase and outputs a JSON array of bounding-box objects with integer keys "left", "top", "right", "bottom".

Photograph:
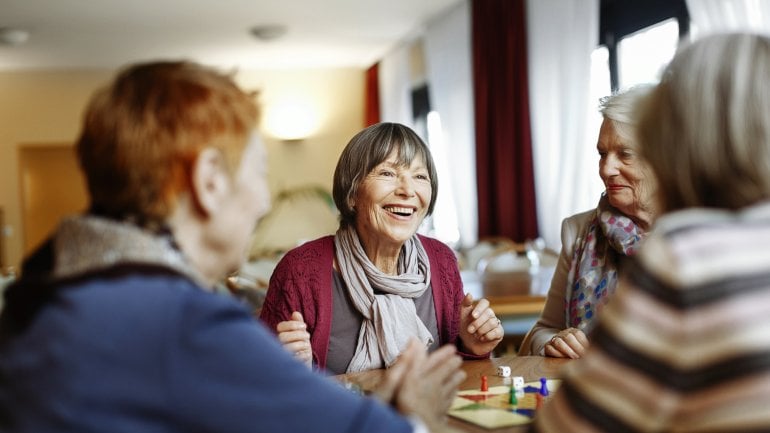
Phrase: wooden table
[
  {"left": 337, "top": 355, "right": 571, "bottom": 433},
  {"left": 462, "top": 269, "right": 550, "bottom": 313}
]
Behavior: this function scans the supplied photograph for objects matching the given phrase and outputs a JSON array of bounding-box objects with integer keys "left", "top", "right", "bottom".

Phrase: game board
[{"left": 448, "top": 379, "right": 561, "bottom": 429}]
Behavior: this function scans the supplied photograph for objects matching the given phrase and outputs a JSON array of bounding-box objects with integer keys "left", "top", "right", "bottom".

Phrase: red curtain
[
  {"left": 364, "top": 63, "right": 380, "bottom": 127},
  {"left": 472, "top": 0, "right": 539, "bottom": 242}
]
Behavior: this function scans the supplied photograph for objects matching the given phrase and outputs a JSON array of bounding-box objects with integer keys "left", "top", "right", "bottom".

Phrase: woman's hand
[
  {"left": 373, "top": 340, "right": 466, "bottom": 433},
  {"left": 275, "top": 311, "right": 312, "bottom": 368},
  {"left": 458, "top": 293, "right": 504, "bottom": 355},
  {"left": 543, "top": 327, "right": 589, "bottom": 359}
]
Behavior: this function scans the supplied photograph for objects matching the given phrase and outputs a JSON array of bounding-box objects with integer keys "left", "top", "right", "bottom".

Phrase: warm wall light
[
  {"left": 263, "top": 95, "right": 320, "bottom": 141},
  {"left": 0, "top": 27, "right": 30, "bottom": 46}
]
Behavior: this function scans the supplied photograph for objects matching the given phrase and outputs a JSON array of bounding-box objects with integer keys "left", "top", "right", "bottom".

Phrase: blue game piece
[{"left": 539, "top": 377, "right": 549, "bottom": 396}]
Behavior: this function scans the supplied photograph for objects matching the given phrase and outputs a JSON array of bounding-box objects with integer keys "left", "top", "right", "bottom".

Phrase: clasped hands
[{"left": 543, "top": 327, "right": 589, "bottom": 359}]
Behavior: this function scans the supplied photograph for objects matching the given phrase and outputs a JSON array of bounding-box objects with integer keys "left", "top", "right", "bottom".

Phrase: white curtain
[
  {"left": 378, "top": 42, "right": 414, "bottom": 127},
  {"left": 686, "top": 0, "right": 770, "bottom": 37},
  {"left": 526, "top": 0, "right": 601, "bottom": 250},
  {"left": 423, "top": 0, "right": 477, "bottom": 249}
]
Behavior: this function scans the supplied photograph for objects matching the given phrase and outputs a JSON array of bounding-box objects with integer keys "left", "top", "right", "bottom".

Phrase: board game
[{"left": 448, "top": 379, "right": 561, "bottom": 429}]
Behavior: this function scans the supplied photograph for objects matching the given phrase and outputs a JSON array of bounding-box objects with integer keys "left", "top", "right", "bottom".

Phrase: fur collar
[{"left": 51, "top": 215, "right": 205, "bottom": 286}]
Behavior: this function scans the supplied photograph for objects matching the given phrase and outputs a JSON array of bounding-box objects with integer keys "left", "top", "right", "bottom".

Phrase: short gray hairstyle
[
  {"left": 332, "top": 122, "right": 438, "bottom": 227},
  {"left": 637, "top": 33, "right": 770, "bottom": 212},
  {"left": 599, "top": 85, "right": 653, "bottom": 145}
]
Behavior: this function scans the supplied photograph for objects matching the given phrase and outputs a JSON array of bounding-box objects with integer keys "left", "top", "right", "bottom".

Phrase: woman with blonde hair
[{"left": 533, "top": 33, "right": 770, "bottom": 432}]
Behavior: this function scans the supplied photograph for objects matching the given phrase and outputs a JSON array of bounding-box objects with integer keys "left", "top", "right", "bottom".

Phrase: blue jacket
[{"left": 0, "top": 262, "right": 411, "bottom": 433}]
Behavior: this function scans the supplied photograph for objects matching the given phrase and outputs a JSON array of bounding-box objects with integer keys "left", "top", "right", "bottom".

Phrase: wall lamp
[{"left": 263, "top": 95, "right": 320, "bottom": 142}]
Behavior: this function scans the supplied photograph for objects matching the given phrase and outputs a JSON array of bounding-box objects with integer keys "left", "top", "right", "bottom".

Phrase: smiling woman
[
  {"left": 352, "top": 151, "right": 433, "bottom": 273},
  {"left": 519, "top": 86, "right": 655, "bottom": 358},
  {"left": 259, "top": 122, "right": 504, "bottom": 374}
]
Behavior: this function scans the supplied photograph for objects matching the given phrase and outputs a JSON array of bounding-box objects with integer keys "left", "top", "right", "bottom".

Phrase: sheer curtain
[
  {"left": 686, "top": 0, "right": 770, "bottom": 36},
  {"left": 378, "top": 43, "right": 414, "bottom": 127},
  {"left": 526, "top": 0, "right": 601, "bottom": 250},
  {"left": 423, "top": 0, "right": 478, "bottom": 249}
]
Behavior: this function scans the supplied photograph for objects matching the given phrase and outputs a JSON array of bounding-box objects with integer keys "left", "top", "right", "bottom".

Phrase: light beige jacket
[{"left": 518, "top": 209, "right": 593, "bottom": 356}]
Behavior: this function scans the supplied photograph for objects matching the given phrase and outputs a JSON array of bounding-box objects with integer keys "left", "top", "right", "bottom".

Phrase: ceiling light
[
  {"left": 249, "top": 24, "right": 288, "bottom": 42},
  {"left": 0, "top": 27, "right": 30, "bottom": 46}
]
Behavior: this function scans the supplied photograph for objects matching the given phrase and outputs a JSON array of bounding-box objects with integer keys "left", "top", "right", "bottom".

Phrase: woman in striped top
[{"left": 533, "top": 32, "right": 770, "bottom": 432}]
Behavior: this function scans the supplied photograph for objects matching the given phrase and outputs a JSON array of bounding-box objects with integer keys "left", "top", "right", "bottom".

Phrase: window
[
  {"left": 599, "top": 0, "right": 689, "bottom": 91},
  {"left": 411, "top": 84, "right": 461, "bottom": 247},
  {"left": 425, "top": 111, "right": 460, "bottom": 245},
  {"left": 617, "top": 18, "right": 680, "bottom": 88}
]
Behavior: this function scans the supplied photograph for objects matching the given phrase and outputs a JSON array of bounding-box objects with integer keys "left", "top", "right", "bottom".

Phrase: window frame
[{"left": 599, "top": 0, "right": 690, "bottom": 91}]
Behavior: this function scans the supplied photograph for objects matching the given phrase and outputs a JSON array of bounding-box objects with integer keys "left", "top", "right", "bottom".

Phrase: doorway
[{"left": 18, "top": 144, "right": 88, "bottom": 255}]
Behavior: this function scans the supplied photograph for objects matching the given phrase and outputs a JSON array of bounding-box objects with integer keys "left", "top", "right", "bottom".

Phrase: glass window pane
[
  {"left": 618, "top": 18, "right": 679, "bottom": 88},
  {"left": 426, "top": 111, "right": 460, "bottom": 245}
]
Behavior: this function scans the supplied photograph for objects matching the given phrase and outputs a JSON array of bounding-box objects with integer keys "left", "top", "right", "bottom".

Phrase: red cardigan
[{"left": 259, "top": 234, "right": 487, "bottom": 371}]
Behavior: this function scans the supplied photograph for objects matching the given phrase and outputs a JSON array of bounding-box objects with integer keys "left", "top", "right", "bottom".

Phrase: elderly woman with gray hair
[
  {"left": 260, "top": 122, "right": 503, "bottom": 374},
  {"left": 519, "top": 85, "right": 655, "bottom": 358}
]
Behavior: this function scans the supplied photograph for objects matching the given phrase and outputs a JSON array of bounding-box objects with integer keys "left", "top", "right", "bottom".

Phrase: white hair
[{"left": 599, "top": 85, "right": 654, "bottom": 145}]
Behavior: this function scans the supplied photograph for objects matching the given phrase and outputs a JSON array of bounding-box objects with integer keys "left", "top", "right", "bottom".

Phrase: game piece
[
  {"left": 516, "top": 384, "right": 525, "bottom": 398},
  {"left": 497, "top": 365, "right": 511, "bottom": 377},
  {"left": 449, "top": 379, "right": 562, "bottom": 429},
  {"left": 512, "top": 376, "right": 525, "bottom": 391},
  {"left": 539, "top": 377, "right": 549, "bottom": 396},
  {"left": 480, "top": 375, "right": 489, "bottom": 392}
]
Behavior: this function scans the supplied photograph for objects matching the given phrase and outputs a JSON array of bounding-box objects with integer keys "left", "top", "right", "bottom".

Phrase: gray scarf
[{"left": 333, "top": 225, "right": 434, "bottom": 373}]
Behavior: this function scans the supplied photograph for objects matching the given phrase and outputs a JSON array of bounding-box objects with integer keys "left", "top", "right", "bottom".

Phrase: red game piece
[{"left": 480, "top": 375, "right": 489, "bottom": 392}]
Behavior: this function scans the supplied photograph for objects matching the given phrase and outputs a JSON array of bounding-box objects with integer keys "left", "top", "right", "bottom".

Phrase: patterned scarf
[
  {"left": 565, "top": 195, "right": 646, "bottom": 332},
  {"left": 333, "top": 225, "right": 434, "bottom": 373}
]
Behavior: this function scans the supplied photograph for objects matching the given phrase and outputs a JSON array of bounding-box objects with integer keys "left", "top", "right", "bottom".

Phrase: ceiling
[{"left": 0, "top": 0, "right": 462, "bottom": 71}]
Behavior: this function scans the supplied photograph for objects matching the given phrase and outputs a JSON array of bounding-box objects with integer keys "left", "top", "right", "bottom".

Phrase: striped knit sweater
[{"left": 532, "top": 201, "right": 770, "bottom": 432}]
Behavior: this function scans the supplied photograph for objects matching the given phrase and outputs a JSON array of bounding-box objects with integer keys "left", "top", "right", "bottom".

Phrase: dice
[
  {"left": 497, "top": 365, "right": 511, "bottom": 377},
  {"left": 512, "top": 376, "right": 525, "bottom": 390}
]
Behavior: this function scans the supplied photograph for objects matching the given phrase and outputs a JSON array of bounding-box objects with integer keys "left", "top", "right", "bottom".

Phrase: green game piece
[{"left": 509, "top": 389, "right": 518, "bottom": 405}]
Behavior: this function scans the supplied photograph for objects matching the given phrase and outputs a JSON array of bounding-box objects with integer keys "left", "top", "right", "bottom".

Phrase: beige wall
[
  {"left": 0, "top": 67, "right": 363, "bottom": 269},
  {"left": 0, "top": 70, "right": 111, "bottom": 270},
  {"left": 236, "top": 69, "right": 363, "bottom": 194}
]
